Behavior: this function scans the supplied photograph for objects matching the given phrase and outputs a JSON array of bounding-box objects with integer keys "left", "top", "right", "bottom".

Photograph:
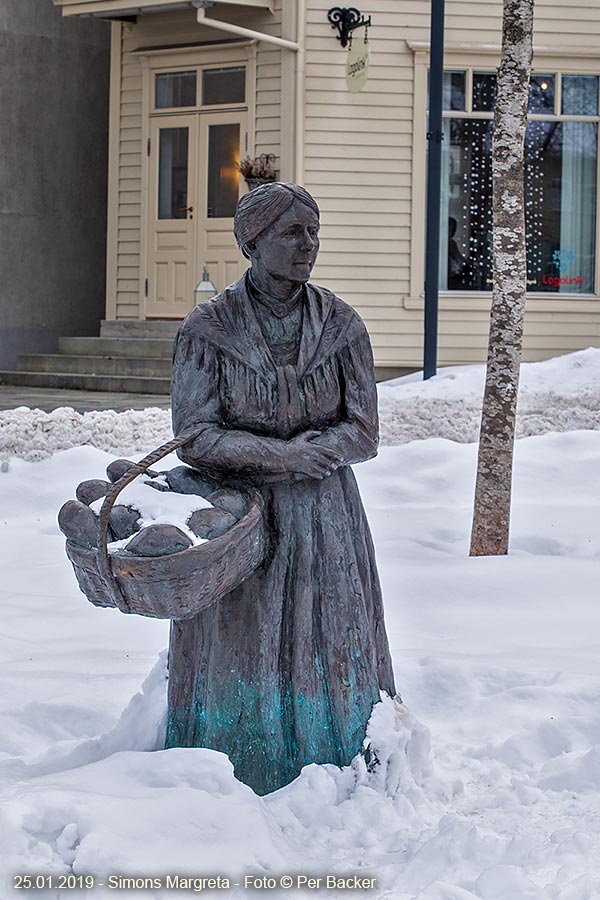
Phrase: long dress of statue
[{"left": 168, "top": 183, "right": 396, "bottom": 795}]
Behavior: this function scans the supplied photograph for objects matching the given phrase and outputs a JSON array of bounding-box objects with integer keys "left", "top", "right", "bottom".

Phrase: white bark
[{"left": 470, "top": 0, "right": 534, "bottom": 557}]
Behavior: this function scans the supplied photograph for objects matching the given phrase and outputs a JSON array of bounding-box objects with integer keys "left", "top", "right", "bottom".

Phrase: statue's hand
[{"left": 284, "top": 430, "right": 342, "bottom": 480}]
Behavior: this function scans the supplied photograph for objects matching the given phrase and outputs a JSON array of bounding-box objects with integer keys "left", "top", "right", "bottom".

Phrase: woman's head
[
  {"left": 234, "top": 182, "right": 321, "bottom": 288},
  {"left": 234, "top": 182, "right": 320, "bottom": 260}
]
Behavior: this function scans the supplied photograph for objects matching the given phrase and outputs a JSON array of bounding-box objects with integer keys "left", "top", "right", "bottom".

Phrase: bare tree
[{"left": 470, "top": 0, "right": 534, "bottom": 557}]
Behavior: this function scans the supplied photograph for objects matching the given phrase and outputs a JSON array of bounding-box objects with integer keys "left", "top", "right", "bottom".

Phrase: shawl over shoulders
[
  {"left": 174, "top": 275, "right": 369, "bottom": 381},
  {"left": 171, "top": 273, "right": 380, "bottom": 475}
]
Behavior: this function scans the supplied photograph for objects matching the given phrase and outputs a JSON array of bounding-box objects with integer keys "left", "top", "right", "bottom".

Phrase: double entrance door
[{"left": 146, "top": 110, "right": 247, "bottom": 318}]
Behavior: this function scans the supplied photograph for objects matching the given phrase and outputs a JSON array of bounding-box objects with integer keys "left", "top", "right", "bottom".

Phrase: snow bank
[
  {"left": 0, "top": 406, "right": 172, "bottom": 462},
  {"left": 378, "top": 348, "right": 600, "bottom": 446},
  {"left": 3, "top": 349, "right": 600, "bottom": 460}
]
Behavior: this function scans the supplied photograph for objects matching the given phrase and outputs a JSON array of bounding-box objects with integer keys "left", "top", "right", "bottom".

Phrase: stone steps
[
  {"left": 0, "top": 319, "right": 180, "bottom": 394},
  {"left": 58, "top": 337, "right": 174, "bottom": 358},
  {"left": 17, "top": 353, "right": 172, "bottom": 378},
  {"left": 0, "top": 370, "right": 172, "bottom": 394},
  {"left": 101, "top": 320, "right": 180, "bottom": 339}
]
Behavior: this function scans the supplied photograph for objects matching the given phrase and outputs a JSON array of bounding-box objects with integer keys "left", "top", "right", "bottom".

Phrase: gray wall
[{"left": 0, "top": 1, "right": 110, "bottom": 369}]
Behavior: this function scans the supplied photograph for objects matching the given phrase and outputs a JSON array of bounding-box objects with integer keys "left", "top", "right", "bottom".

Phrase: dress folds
[{"left": 167, "top": 272, "right": 396, "bottom": 795}]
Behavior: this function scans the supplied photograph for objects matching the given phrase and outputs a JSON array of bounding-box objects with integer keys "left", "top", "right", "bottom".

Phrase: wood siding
[
  {"left": 305, "top": 0, "right": 600, "bottom": 367},
  {"left": 305, "top": 0, "right": 411, "bottom": 366},
  {"left": 106, "top": 0, "right": 600, "bottom": 366}
]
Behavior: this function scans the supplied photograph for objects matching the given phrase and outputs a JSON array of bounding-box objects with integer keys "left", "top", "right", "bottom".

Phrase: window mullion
[
  {"left": 466, "top": 68, "right": 473, "bottom": 114},
  {"left": 595, "top": 110, "right": 600, "bottom": 297}
]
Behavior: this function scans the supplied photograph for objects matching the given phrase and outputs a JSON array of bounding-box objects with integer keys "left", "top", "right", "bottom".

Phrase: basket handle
[{"left": 96, "top": 429, "right": 201, "bottom": 612}]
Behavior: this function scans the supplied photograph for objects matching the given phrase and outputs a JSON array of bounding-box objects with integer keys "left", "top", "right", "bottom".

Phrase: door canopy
[{"left": 53, "top": 0, "right": 272, "bottom": 18}]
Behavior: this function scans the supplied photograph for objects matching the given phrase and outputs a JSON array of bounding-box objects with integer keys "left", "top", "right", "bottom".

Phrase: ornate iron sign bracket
[{"left": 327, "top": 7, "right": 372, "bottom": 48}]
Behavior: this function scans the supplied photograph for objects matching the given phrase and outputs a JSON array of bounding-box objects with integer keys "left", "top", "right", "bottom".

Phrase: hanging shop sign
[{"left": 345, "top": 35, "right": 369, "bottom": 93}]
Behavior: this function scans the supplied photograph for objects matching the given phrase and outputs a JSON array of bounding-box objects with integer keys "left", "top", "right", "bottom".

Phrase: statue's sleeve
[
  {"left": 171, "top": 326, "right": 289, "bottom": 477},
  {"left": 309, "top": 322, "right": 379, "bottom": 466}
]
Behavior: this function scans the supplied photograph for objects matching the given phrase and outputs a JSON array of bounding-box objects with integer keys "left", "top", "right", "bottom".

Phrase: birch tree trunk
[{"left": 470, "top": 0, "right": 534, "bottom": 557}]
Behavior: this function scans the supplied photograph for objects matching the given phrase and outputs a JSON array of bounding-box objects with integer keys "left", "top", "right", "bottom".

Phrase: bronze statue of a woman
[{"left": 168, "top": 183, "right": 397, "bottom": 795}]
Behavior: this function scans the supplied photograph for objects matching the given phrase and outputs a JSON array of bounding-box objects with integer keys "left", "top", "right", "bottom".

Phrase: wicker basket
[{"left": 64, "top": 431, "right": 267, "bottom": 620}]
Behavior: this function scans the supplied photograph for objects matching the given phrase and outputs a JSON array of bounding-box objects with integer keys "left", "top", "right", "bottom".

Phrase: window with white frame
[
  {"left": 153, "top": 66, "right": 246, "bottom": 111},
  {"left": 439, "top": 70, "right": 599, "bottom": 294}
]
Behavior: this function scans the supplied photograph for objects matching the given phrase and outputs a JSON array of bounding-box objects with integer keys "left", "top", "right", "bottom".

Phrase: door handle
[{"left": 178, "top": 205, "right": 193, "bottom": 219}]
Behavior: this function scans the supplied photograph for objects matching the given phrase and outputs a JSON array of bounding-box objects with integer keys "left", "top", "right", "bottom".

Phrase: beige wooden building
[{"left": 53, "top": 0, "right": 600, "bottom": 373}]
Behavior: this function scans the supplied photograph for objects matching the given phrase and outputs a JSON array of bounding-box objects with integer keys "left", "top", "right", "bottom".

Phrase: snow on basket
[{"left": 60, "top": 431, "right": 267, "bottom": 620}]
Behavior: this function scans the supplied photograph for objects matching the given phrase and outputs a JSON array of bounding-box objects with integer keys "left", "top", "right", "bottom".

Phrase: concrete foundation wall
[{"left": 0, "top": 0, "right": 110, "bottom": 369}]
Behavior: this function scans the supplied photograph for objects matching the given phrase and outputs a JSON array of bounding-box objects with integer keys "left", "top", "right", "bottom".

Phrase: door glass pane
[
  {"left": 562, "top": 75, "right": 599, "bottom": 116},
  {"left": 155, "top": 72, "right": 196, "bottom": 108},
  {"left": 207, "top": 123, "right": 240, "bottom": 218},
  {"left": 202, "top": 67, "right": 246, "bottom": 105},
  {"left": 158, "top": 128, "right": 189, "bottom": 220}
]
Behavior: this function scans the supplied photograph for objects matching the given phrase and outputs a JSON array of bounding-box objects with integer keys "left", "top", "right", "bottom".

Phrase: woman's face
[{"left": 249, "top": 200, "right": 320, "bottom": 285}]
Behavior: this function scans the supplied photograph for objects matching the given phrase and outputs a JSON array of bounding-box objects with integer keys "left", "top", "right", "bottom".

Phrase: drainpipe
[
  {"left": 294, "top": 0, "right": 306, "bottom": 185},
  {"left": 423, "top": 0, "right": 445, "bottom": 380},
  {"left": 196, "top": 8, "right": 299, "bottom": 50},
  {"left": 196, "top": 6, "right": 305, "bottom": 183}
]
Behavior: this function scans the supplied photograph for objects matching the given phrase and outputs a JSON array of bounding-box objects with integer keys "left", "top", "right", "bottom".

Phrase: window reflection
[
  {"left": 207, "top": 123, "right": 240, "bottom": 218},
  {"left": 562, "top": 75, "right": 599, "bottom": 116},
  {"left": 203, "top": 68, "right": 246, "bottom": 106},
  {"left": 439, "top": 72, "right": 598, "bottom": 294},
  {"left": 472, "top": 72, "right": 497, "bottom": 112},
  {"left": 442, "top": 71, "right": 466, "bottom": 111},
  {"left": 155, "top": 72, "right": 196, "bottom": 109},
  {"left": 529, "top": 74, "right": 555, "bottom": 113},
  {"left": 158, "top": 128, "right": 189, "bottom": 220}
]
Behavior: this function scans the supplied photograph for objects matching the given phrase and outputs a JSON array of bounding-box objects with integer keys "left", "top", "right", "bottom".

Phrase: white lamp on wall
[{"left": 194, "top": 267, "right": 217, "bottom": 305}]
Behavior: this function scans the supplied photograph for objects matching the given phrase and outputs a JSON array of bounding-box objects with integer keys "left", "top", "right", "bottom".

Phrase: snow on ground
[
  {"left": 1, "top": 350, "right": 600, "bottom": 899},
  {"left": 0, "top": 406, "right": 173, "bottom": 462},
  {"left": 378, "top": 347, "right": 600, "bottom": 445},
  {"left": 3, "top": 348, "right": 600, "bottom": 460}
]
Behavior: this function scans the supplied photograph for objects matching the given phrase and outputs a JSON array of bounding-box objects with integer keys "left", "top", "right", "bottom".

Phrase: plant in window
[{"left": 236, "top": 154, "right": 278, "bottom": 190}]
